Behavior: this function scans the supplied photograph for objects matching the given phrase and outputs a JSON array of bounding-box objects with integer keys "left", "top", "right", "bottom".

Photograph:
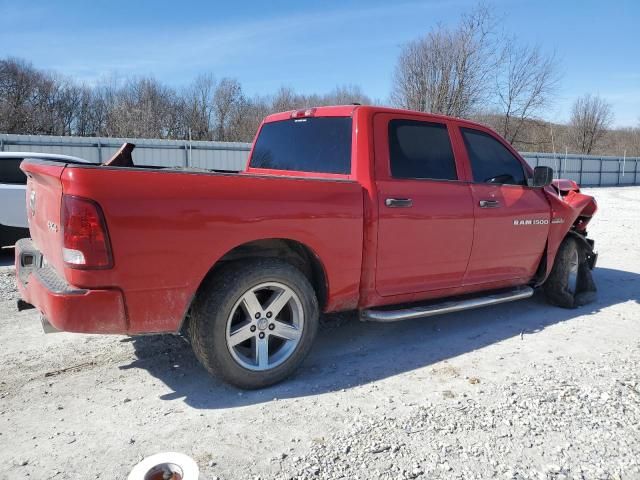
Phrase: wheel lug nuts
[
  {"left": 255, "top": 313, "right": 261, "bottom": 319},
  {"left": 259, "top": 332, "right": 265, "bottom": 339},
  {"left": 268, "top": 323, "right": 275, "bottom": 330},
  {"left": 250, "top": 325, "right": 256, "bottom": 332},
  {"left": 266, "top": 312, "right": 272, "bottom": 318}
]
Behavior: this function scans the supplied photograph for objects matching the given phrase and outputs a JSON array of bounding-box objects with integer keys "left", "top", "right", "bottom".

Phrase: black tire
[
  {"left": 543, "top": 236, "right": 596, "bottom": 308},
  {"left": 189, "top": 258, "right": 319, "bottom": 389}
]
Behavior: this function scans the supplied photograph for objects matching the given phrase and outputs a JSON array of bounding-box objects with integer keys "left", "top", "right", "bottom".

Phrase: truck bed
[{"left": 21, "top": 160, "right": 365, "bottom": 333}]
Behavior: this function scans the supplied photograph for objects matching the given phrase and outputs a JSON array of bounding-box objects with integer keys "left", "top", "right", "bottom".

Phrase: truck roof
[{"left": 263, "top": 105, "right": 492, "bottom": 131}]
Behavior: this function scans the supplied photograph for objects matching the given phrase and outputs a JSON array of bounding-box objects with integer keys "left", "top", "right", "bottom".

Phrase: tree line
[
  {"left": 0, "top": 58, "right": 371, "bottom": 143},
  {"left": 1, "top": 5, "right": 638, "bottom": 156}
]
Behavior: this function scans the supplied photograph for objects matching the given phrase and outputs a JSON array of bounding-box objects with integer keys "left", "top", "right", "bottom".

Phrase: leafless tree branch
[{"left": 570, "top": 94, "right": 614, "bottom": 154}]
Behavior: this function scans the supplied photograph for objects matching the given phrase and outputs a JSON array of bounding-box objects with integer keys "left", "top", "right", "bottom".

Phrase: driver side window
[{"left": 461, "top": 128, "right": 526, "bottom": 186}]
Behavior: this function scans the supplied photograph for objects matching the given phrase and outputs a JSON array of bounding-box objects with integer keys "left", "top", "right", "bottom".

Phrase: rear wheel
[
  {"left": 189, "top": 258, "right": 319, "bottom": 389},
  {"left": 543, "top": 236, "right": 596, "bottom": 308}
]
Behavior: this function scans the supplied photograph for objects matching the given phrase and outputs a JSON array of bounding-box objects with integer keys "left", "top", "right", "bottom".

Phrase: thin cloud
[{"left": 1, "top": 0, "right": 471, "bottom": 83}]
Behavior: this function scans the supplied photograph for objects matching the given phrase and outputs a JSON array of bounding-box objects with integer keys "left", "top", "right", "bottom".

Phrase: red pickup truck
[{"left": 15, "top": 105, "right": 598, "bottom": 388}]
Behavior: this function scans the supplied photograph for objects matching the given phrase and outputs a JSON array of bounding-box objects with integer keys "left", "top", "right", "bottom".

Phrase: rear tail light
[{"left": 62, "top": 195, "right": 113, "bottom": 269}]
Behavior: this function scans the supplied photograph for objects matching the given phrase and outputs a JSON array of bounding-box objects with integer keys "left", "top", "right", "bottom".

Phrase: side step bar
[{"left": 360, "top": 286, "right": 534, "bottom": 323}]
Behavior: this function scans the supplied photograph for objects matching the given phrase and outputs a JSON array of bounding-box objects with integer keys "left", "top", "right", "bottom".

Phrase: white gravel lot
[{"left": 0, "top": 186, "right": 639, "bottom": 480}]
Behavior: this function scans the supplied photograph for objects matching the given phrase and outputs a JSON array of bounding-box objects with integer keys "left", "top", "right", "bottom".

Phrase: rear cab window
[{"left": 249, "top": 117, "right": 352, "bottom": 176}]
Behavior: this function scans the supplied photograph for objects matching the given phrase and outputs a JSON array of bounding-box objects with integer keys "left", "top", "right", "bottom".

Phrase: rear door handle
[
  {"left": 479, "top": 200, "right": 501, "bottom": 208},
  {"left": 385, "top": 198, "right": 413, "bottom": 208}
]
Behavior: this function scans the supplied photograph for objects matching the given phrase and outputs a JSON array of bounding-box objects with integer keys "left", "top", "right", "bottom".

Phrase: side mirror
[{"left": 532, "top": 166, "right": 553, "bottom": 187}]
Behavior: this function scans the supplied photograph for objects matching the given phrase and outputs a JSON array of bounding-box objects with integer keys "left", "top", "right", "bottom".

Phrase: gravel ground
[{"left": 0, "top": 186, "right": 639, "bottom": 480}]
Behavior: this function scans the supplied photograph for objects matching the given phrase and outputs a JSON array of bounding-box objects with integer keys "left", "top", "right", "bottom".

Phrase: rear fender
[{"left": 542, "top": 185, "right": 597, "bottom": 281}]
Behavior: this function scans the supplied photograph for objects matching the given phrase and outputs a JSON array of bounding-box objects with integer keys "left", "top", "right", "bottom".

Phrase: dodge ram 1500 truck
[{"left": 15, "top": 105, "right": 598, "bottom": 388}]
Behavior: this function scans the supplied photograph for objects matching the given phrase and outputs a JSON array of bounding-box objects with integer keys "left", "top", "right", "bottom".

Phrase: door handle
[
  {"left": 385, "top": 198, "right": 413, "bottom": 208},
  {"left": 479, "top": 200, "right": 501, "bottom": 208}
]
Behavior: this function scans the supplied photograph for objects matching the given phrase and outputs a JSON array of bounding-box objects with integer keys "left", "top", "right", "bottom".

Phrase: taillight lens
[{"left": 62, "top": 195, "right": 113, "bottom": 269}]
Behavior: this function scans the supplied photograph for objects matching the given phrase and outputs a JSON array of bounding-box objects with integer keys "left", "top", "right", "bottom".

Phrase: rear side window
[
  {"left": 461, "top": 128, "right": 526, "bottom": 186},
  {"left": 0, "top": 158, "right": 27, "bottom": 184},
  {"left": 250, "top": 117, "right": 352, "bottom": 174},
  {"left": 388, "top": 120, "right": 457, "bottom": 180}
]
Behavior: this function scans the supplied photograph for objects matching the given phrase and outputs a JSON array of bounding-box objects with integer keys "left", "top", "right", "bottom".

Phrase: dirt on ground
[{"left": 0, "top": 187, "right": 639, "bottom": 480}]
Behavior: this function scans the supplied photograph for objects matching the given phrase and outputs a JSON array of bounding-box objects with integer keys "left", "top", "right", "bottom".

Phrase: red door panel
[
  {"left": 464, "top": 184, "right": 550, "bottom": 284},
  {"left": 375, "top": 180, "right": 474, "bottom": 295},
  {"left": 373, "top": 113, "right": 474, "bottom": 296},
  {"left": 453, "top": 123, "right": 552, "bottom": 285}
]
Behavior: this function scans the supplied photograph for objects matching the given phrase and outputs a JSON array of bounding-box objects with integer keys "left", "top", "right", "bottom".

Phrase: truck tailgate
[{"left": 21, "top": 160, "right": 66, "bottom": 275}]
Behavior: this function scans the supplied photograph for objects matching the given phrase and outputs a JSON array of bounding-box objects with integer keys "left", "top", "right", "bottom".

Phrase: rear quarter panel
[{"left": 60, "top": 166, "right": 364, "bottom": 333}]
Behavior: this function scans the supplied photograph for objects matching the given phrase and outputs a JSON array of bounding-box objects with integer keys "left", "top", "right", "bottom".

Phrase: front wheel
[
  {"left": 189, "top": 258, "right": 319, "bottom": 389},
  {"left": 543, "top": 236, "right": 596, "bottom": 308}
]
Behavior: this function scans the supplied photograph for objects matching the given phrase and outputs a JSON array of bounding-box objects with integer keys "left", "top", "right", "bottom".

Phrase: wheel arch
[
  {"left": 180, "top": 238, "right": 329, "bottom": 333},
  {"left": 538, "top": 230, "right": 596, "bottom": 286}
]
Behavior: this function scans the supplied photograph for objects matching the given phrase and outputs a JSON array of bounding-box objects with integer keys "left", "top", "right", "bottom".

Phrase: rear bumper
[{"left": 15, "top": 238, "right": 128, "bottom": 334}]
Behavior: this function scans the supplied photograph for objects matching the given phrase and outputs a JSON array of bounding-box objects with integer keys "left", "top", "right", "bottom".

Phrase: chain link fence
[{"left": 1, "top": 134, "right": 638, "bottom": 186}]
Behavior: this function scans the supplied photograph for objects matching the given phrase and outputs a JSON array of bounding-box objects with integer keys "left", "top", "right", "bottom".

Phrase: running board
[{"left": 360, "top": 286, "right": 534, "bottom": 323}]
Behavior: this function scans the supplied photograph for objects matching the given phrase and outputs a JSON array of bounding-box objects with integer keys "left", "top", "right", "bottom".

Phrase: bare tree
[
  {"left": 0, "top": 58, "right": 50, "bottom": 134},
  {"left": 391, "top": 5, "right": 497, "bottom": 117},
  {"left": 0, "top": 58, "right": 84, "bottom": 136},
  {"left": 104, "top": 77, "right": 182, "bottom": 139},
  {"left": 319, "top": 85, "right": 371, "bottom": 105},
  {"left": 212, "top": 78, "right": 243, "bottom": 141},
  {"left": 570, "top": 94, "right": 613, "bottom": 154},
  {"left": 269, "top": 84, "right": 371, "bottom": 113},
  {"left": 604, "top": 126, "right": 640, "bottom": 157},
  {"left": 182, "top": 74, "right": 216, "bottom": 140},
  {"left": 271, "top": 86, "right": 302, "bottom": 112},
  {"left": 50, "top": 78, "right": 82, "bottom": 136},
  {"left": 233, "top": 95, "right": 271, "bottom": 142},
  {"left": 74, "top": 85, "right": 104, "bottom": 136},
  {"left": 494, "top": 42, "right": 559, "bottom": 144}
]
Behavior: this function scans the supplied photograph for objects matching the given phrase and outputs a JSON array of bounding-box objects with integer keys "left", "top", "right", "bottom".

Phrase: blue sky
[{"left": 1, "top": 0, "right": 638, "bottom": 127}]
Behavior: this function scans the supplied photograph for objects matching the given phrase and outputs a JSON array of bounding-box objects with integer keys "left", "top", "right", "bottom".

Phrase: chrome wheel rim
[
  {"left": 225, "top": 282, "right": 304, "bottom": 371},
  {"left": 568, "top": 248, "right": 579, "bottom": 294}
]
